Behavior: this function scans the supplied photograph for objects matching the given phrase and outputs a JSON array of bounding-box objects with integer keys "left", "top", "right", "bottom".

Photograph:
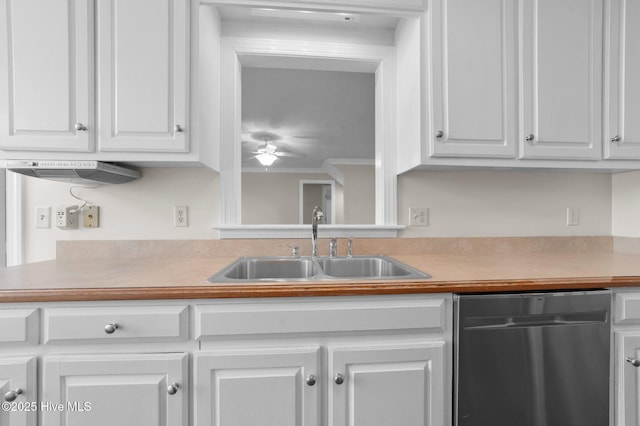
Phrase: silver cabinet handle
[
  {"left": 525, "top": 134, "right": 535, "bottom": 142},
  {"left": 305, "top": 375, "right": 317, "bottom": 386},
  {"left": 174, "top": 124, "right": 184, "bottom": 133},
  {"left": 75, "top": 123, "right": 87, "bottom": 131},
  {"left": 626, "top": 357, "right": 640, "bottom": 367},
  {"left": 167, "top": 382, "right": 180, "bottom": 395},
  {"left": 4, "top": 388, "right": 23, "bottom": 402},
  {"left": 104, "top": 323, "right": 119, "bottom": 334},
  {"left": 334, "top": 373, "right": 345, "bottom": 385},
  {"left": 611, "top": 135, "right": 621, "bottom": 143},
  {"left": 435, "top": 130, "right": 444, "bottom": 139}
]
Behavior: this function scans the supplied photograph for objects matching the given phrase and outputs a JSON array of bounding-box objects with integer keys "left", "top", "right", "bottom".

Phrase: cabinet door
[
  {"left": 430, "top": 0, "right": 517, "bottom": 158},
  {"left": 520, "top": 0, "right": 603, "bottom": 160},
  {"left": 195, "top": 347, "right": 320, "bottom": 426},
  {"left": 605, "top": 0, "right": 640, "bottom": 159},
  {"left": 97, "top": 0, "right": 188, "bottom": 153},
  {"left": 0, "top": 357, "right": 37, "bottom": 426},
  {"left": 329, "top": 342, "right": 447, "bottom": 426},
  {"left": 616, "top": 331, "right": 640, "bottom": 426},
  {"left": 41, "top": 353, "right": 187, "bottom": 426},
  {"left": 0, "top": 0, "right": 93, "bottom": 152}
]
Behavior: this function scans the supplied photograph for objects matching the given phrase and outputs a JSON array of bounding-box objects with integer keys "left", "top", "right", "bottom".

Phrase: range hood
[{"left": 6, "top": 160, "right": 141, "bottom": 184}]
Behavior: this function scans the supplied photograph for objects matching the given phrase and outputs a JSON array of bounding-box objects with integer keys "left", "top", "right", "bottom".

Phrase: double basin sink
[{"left": 207, "top": 255, "right": 431, "bottom": 283}]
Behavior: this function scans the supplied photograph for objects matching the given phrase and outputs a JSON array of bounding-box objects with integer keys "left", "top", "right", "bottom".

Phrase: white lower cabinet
[
  {"left": 329, "top": 342, "right": 445, "bottom": 426},
  {"left": 614, "top": 291, "right": 640, "bottom": 426},
  {"left": 616, "top": 332, "right": 640, "bottom": 426},
  {"left": 196, "top": 347, "right": 321, "bottom": 426},
  {"left": 0, "top": 357, "right": 37, "bottom": 426},
  {"left": 194, "top": 294, "right": 452, "bottom": 426},
  {"left": 0, "top": 295, "right": 452, "bottom": 426},
  {"left": 41, "top": 353, "right": 188, "bottom": 426}
]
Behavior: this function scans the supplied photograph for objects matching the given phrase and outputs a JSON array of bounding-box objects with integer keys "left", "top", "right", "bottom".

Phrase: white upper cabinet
[
  {"left": 412, "top": 0, "right": 634, "bottom": 169},
  {"left": 0, "top": 0, "right": 206, "bottom": 165},
  {"left": 97, "top": 0, "right": 188, "bottom": 153},
  {"left": 605, "top": 0, "right": 640, "bottom": 159},
  {"left": 520, "top": 0, "right": 604, "bottom": 160},
  {"left": 430, "top": 0, "right": 517, "bottom": 158},
  {"left": 0, "top": 0, "right": 93, "bottom": 152}
]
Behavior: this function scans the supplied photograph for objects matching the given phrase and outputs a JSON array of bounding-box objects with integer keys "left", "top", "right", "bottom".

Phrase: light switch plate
[
  {"left": 566, "top": 207, "right": 579, "bottom": 226},
  {"left": 36, "top": 207, "right": 51, "bottom": 228}
]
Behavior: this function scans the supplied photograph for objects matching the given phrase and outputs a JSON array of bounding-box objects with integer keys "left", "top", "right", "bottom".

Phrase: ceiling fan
[{"left": 243, "top": 132, "right": 304, "bottom": 166}]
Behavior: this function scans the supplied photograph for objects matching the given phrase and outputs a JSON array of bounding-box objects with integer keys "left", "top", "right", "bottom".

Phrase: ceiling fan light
[{"left": 256, "top": 152, "right": 278, "bottom": 166}]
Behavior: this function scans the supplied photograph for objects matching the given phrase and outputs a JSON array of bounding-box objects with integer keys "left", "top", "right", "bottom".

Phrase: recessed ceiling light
[{"left": 251, "top": 8, "right": 360, "bottom": 23}]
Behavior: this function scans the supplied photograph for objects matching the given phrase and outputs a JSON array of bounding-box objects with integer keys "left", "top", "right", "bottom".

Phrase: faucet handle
[
  {"left": 281, "top": 244, "right": 300, "bottom": 258},
  {"left": 346, "top": 237, "right": 354, "bottom": 258},
  {"left": 329, "top": 238, "right": 338, "bottom": 258}
]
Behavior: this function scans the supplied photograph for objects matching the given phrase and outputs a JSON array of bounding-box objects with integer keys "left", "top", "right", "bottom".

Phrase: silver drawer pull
[
  {"left": 334, "top": 373, "right": 345, "bottom": 385},
  {"left": 174, "top": 124, "right": 184, "bottom": 133},
  {"left": 525, "top": 134, "right": 535, "bottom": 142},
  {"left": 4, "top": 389, "right": 22, "bottom": 402},
  {"left": 611, "top": 135, "right": 621, "bottom": 143},
  {"left": 435, "top": 130, "right": 444, "bottom": 139},
  {"left": 75, "top": 123, "right": 87, "bottom": 131},
  {"left": 104, "top": 323, "right": 119, "bottom": 334},
  {"left": 305, "top": 375, "right": 317, "bottom": 386},
  {"left": 626, "top": 357, "right": 640, "bottom": 367},
  {"left": 167, "top": 383, "right": 180, "bottom": 395}
]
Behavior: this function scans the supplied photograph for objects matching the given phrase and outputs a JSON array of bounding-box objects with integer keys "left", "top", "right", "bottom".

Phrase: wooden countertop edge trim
[{"left": 2, "top": 276, "right": 640, "bottom": 303}]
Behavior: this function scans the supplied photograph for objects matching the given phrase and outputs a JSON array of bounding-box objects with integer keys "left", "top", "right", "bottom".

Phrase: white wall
[
  {"left": 340, "top": 164, "right": 375, "bottom": 224},
  {"left": 398, "top": 170, "right": 612, "bottom": 237},
  {"left": 22, "top": 167, "right": 219, "bottom": 263},
  {"left": 242, "top": 172, "right": 332, "bottom": 224},
  {"left": 612, "top": 170, "right": 640, "bottom": 237},
  {"left": 19, "top": 167, "right": 616, "bottom": 263}
]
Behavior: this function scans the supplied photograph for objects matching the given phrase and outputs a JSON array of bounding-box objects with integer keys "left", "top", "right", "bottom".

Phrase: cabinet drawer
[
  {"left": 195, "top": 296, "right": 448, "bottom": 338},
  {"left": 615, "top": 292, "right": 640, "bottom": 324},
  {"left": 43, "top": 305, "right": 189, "bottom": 343},
  {"left": 0, "top": 309, "right": 39, "bottom": 344}
]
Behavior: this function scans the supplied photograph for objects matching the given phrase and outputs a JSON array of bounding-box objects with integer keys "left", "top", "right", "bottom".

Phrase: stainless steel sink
[
  {"left": 208, "top": 257, "right": 319, "bottom": 282},
  {"left": 317, "top": 255, "right": 429, "bottom": 279},
  {"left": 207, "top": 255, "right": 430, "bottom": 283}
]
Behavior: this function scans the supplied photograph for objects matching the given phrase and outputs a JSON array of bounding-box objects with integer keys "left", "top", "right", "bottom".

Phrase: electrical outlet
[
  {"left": 56, "top": 205, "right": 79, "bottom": 229},
  {"left": 409, "top": 207, "right": 428, "bottom": 226},
  {"left": 36, "top": 207, "right": 51, "bottom": 228},
  {"left": 83, "top": 205, "right": 100, "bottom": 228},
  {"left": 174, "top": 205, "right": 188, "bottom": 227},
  {"left": 567, "top": 207, "right": 579, "bottom": 226}
]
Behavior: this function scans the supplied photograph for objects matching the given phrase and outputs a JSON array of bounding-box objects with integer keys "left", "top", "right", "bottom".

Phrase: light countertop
[{"left": 2, "top": 251, "right": 640, "bottom": 302}]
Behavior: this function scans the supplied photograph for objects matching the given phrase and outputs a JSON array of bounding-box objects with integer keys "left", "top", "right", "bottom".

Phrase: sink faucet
[{"left": 311, "top": 206, "right": 324, "bottom": 257}]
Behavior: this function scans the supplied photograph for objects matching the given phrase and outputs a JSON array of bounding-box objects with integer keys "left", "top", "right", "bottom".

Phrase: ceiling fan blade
[{"left": 276, "top": 151, "right": 304, "bottom": 158}]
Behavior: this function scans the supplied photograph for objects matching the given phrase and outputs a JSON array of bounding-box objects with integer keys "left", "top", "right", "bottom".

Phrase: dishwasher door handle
[{"left": 463, "top": 311, "right": 608, "bottom": 330}]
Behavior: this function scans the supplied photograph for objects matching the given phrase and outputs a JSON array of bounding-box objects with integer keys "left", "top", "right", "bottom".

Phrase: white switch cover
[
  {"left": 566, "top": 207, "right": 579, "bottom": 226},
  {"left": 409, "top": 207, "right": 429, "bottom": 226},
  {"left": 36, "top": 207, "right": 51, "bottom": 228}
]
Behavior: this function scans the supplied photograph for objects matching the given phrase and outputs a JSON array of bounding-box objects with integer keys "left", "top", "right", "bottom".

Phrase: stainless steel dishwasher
[{"left": 455, "top": 290, "right": 611, "bottom": 426}]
